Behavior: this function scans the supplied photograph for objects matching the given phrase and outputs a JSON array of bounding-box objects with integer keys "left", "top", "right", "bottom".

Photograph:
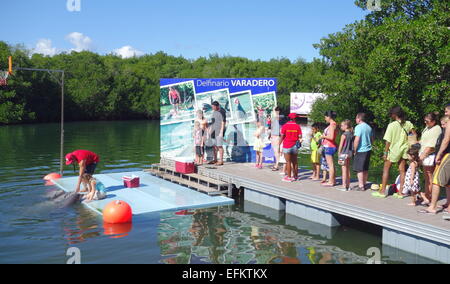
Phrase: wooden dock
[
  {"left": 154, "top": 158, "right": 450, "bottom": 263},
  {"left": 145, "top": 163, "right": 230, "bottom": 196}
]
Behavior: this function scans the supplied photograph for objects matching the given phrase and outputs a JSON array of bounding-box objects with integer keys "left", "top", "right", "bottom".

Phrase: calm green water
[{"left": 0, "top": 121, "right": 435, "bottom": 264}]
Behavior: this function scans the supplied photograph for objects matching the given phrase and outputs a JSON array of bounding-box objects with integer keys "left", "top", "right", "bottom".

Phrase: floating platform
[
  {"left": 52, "top": 171, "right": 234, "bottom": 215},
  {"left": 154, "top": 158, "right": 449, "bottom": 264}
]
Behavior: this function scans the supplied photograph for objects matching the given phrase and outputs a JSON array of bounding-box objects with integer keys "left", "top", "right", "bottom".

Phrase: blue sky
[{"left": 3, "top": 0, "right": 368, "bottom": 61}]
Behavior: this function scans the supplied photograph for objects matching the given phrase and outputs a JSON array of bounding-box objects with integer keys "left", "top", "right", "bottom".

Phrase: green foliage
[{"left": 0, "top": 44, "right": 329, "bottom": 124}]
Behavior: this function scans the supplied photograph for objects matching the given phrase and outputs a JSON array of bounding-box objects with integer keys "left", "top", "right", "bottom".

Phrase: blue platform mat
[{"left": 52, "top": 171, "right": 234, "bottom": 215}]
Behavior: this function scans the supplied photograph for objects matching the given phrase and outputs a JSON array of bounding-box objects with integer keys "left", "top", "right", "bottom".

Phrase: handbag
[
  {"left": 398, "top": 121, "right": 418, "bottom": 147},
  {"left": 338, "top": 154, "right": 348, "bottom": 166}
]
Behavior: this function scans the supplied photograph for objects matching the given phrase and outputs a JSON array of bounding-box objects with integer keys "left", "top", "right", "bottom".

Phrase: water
[{"left": 0, "top": 121, "right": 435, "bottom": 264}]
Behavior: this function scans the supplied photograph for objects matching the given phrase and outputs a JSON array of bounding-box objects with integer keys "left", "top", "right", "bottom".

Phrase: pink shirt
[{"left": 322, "top": 121, "right": 337, "bottom": 148}]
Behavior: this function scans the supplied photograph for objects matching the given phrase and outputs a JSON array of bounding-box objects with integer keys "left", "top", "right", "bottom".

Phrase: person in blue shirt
[{"left": 352, "top": 113, "right": 374, "bottom": 191}]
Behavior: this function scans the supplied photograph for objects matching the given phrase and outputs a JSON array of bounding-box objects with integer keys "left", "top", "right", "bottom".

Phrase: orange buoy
[
  {"left": 43, "top": 173, "right": 62, "bottom": 181},
  {"left": 43, "top": 173, "right": 62, "bottom": 186},
  {"left": 103, "top": 200, "right": 132, "bottom": 224}
]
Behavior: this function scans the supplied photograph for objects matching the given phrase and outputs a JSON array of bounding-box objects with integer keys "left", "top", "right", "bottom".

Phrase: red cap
[
  {"left": 65, "top": 153, "right": 75, "bottom": 165},
  {"left": 288, "top": 113, "right": 298, "bottom": 119}
]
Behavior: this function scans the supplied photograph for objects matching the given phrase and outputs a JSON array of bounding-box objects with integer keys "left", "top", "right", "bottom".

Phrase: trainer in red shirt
[
  {"left": 281, "top": 114, "right": 302, "bottom": 149},
  {"left": 280, "top": 113, "right": 302, "bottom": 181},
  {"left": 65, "top": 150, "right": 100, "bottom": 193}
]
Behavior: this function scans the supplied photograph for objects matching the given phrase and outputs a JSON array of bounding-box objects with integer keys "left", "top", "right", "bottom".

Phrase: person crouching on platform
[{"left": 65, "top": 150, "right": 100, "bottom": 193}]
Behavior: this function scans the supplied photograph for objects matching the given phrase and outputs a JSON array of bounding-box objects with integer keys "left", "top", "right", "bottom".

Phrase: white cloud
[
  {"left": 66, "top": 32, "right": 93, "bottom": 52},
  {"left": 113, "top": 45, "right": 144, "bottom": 58},
  {"left": 33, "top": 39, "right": 58, "bottom": 56}
]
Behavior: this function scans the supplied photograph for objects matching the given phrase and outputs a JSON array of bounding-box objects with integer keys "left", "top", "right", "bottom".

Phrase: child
[
  {"left": 254, "top": 121, "right": 265, "bottom": 169},
  {"left": 404, "top": 148, "right": 421, "bottom": 205},
  {"left": 337, "top": 120, "right": 354, "bottom": 191},
  {"left": 193, "top": 121, "right": 205, "bottom": 165},
  {"left": 310, "top": 123, "right": 323, "bottom": 181},
  {"left": 81, "top": 173, "right": 106, "bottom": 202}
]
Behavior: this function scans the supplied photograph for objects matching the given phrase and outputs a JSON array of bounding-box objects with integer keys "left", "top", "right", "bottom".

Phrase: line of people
[{"left": 262, "top": 105, "right": 450, "bottom": 219}]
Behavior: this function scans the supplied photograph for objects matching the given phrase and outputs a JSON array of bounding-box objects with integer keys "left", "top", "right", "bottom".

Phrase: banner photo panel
[{"left": 160, "top": 78, "right": 277, "bottom": 162}]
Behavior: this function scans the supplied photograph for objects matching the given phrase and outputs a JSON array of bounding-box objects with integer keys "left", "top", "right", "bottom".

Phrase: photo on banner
[
  {"left": 194, "top": 88, "right": 232, "bottom": 120},
  {"left": 252, "top": 91, "right": 277, "bottom": 120},
  {"left": 229, "top": 90, "right": 256, "bottom": 125},
  {"left": 160, "top": 80, "right": 196, "bottom": 125},
  {"left": 160, "top": 120, "right": 194, "bottom": 158}
]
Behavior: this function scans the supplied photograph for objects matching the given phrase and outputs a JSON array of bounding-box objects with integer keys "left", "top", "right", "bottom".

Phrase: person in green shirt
[
  {"left": 310, "top": 123, "right": 323, "bottom": 181},
  {"left": 374, "top": 106, "right": 417, "bottom": 198}
]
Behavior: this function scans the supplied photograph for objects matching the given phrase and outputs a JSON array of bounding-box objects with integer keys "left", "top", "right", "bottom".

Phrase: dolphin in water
[{"left": 47, "top": 189, "right": 82, "bottom": 208}]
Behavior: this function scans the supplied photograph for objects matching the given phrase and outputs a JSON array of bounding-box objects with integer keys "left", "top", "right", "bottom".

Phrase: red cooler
[{"left": 175, "top": 157, "right": 195, "bottom": 174}]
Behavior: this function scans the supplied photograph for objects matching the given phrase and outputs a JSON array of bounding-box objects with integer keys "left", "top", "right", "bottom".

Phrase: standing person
[
  {"left": 193, "top": 121, "right": 205, "bottom": 166},
  {"left": 209, "top": 101, "right": 226, "bottom": 166},
  {"left": 168, "top": 86, "right": 181, "bottom": 115},
  {"left": 418, "top": 112, "right": 442, "bottom": 205},
  {"left": 65, "top": 150, "right": 100, "bottom": 193},
  {"left": 337, "top": 120, "right": 354, "bottom": 191},
  {"left": 423, "top": 104, "right": 450, "bottom": 216},
  {"left": 404, "top": 148, "right": 421, "bottom": 206},
  {"left": 280, "top": 113, "right": 302, "bottom": 182},
  {"left": 352, "top": 113, "right": 374, "bottom": 191},
  {"left": 196, "top": 110, "right": 208, "bottom": 163},
  {"left": 373, "top": 106, "right": 416, "bottom": 198},
  {"left": 196, "top": 110, "right": 208, "bottom": 131},
  {"left": 270, "top": 107, "right": 282, "bottom": 171},
  {"left": 253, "top": 120, "right": 265, "bottom": 169},
  {"left": 310, "top": 123, "right": 323, "bottom": 181},
  {"left": 435, "top": 115, "right": 450, "bottom": 211},
  {"left": 320, "top": 111, "right": 338, "bottom": 187}
]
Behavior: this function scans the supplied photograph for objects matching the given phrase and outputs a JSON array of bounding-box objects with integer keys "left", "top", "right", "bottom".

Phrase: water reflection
[
  {"left": 158, "top": 207, "right": 369, "bottom": 264},
  {"left": 62, "top": 208, "right": 101, "bottom": 245}
]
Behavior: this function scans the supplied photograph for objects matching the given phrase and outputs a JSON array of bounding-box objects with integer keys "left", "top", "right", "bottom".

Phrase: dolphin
[{"left": 48, "top": 189, "right": 82, "bottom": 208}]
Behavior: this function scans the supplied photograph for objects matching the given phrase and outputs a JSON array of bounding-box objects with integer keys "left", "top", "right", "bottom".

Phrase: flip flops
[
  {"left": 372, "top": 192, "right": 387, "bottom": 198},
  {"left": 393, "top": 193, "right": 406, "bottom": 199},
  {"left": 417, "top": 209, "right": 437, "bottom": 215}
]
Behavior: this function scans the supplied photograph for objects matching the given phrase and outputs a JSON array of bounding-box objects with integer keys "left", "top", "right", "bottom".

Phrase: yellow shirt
[{"left": 384, "top": 120, "right": 414, "bottom": 162}]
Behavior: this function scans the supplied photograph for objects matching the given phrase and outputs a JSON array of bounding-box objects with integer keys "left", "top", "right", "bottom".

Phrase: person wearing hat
[
  {"left": 280, "top": 113, "right": 302, "bottom": 182},
  {"left": 65, "top": 150, "right": 100, "bottom": 193}
]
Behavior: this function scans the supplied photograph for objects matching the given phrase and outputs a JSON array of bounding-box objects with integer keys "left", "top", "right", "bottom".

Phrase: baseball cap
[
  {"left": 288, "top": 113, "right": 298, "bottom": 119},
  {"left": 65, "top": 153, "right": 75, "bottom": 165},
  {"left": 212, "top": 101, "right": 220, "bottom": 107}
]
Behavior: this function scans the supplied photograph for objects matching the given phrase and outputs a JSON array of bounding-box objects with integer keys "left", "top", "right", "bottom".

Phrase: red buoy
[
  {"left": 103, "top": 200, "right": 132, "bottom": 224},
  {"left": 43, "top": 173, "right": 62, "bottom": 186},
  {"left": 43, "top": 173, "right": 62, "bottom": 181}
]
